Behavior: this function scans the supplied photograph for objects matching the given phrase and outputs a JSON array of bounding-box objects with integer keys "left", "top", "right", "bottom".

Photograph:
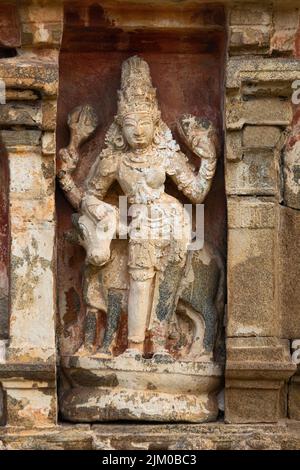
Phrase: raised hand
[
  {"left": 177, "top": 114, "right": 217, "bottom": 161},
  {"left": 68, "top": 104, "right": 98, "bottom": 152}
]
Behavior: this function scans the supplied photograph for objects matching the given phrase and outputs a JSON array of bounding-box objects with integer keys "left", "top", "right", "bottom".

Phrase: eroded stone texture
[
  {"left": 0, "top": 0, "right": 299, "bottom": 438},
  {"left": 229, "top": 3, "right": 300, "bottom": 57},
  {"left": 225, "top": 4, "right": 299, "bottom": 425},
  {"left": 0, "top": 422, "right": 300, "bottom": 450},
  {"left": 60, "top": 356, "right": 223, "bottom": 423},
  {"left": 227, "top": 197, "right": 278, "bottom": 337},
  {"left": 226, "top": 337, "right": 296, "bottom": 423},
  {"left": 0, "top": 0, "right": 63, "bottom": 427},
  {"left": 279, "top": 206, "right": 300, "bottom": 340},
  {"left": 6, "top": 388, "right": 56, "bottom": 428},
  {"left": 289, "top": 374, "right": 300, "bottom": 420},
  {"left": 271, "top": 7, "right": 300, "bottom": 55},
  {"left": 284, "top": 125, "right": 300, "bottom": 209}
]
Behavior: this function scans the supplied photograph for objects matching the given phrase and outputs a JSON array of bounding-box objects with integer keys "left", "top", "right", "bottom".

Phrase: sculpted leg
[
  {"left": 83, "top": 307, "right": 98, "bottom": 352},
  {"left": 126, "top": 276, "right": 153, "bottom": 356}
]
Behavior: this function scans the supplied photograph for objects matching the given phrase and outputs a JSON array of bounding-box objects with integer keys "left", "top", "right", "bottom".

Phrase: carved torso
[{"left": 117, "top": 149, "right": 166, "bottom": 204}]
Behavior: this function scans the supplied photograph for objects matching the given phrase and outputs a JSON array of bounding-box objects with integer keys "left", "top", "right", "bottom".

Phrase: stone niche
[{"left": 56, "top": 1, "right": 227, "bottom": 422}]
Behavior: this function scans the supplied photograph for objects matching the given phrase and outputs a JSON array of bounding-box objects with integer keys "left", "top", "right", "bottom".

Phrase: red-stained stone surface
[
  {"left": 0, "top": 3, "right": 20, "bottom": 49},
  {"left": 57, "top": 1, "right": 227, "bottom": 354}
]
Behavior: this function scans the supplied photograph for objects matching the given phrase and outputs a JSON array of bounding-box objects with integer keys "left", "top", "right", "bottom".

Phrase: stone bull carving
[{"left": 68, "top": 202, "right": 225, "bottom": 361}]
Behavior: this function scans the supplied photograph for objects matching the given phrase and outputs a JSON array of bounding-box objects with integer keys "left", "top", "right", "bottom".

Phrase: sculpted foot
[
  {"left": 119, "top": 348, "right": 143, "bottom": 360},
  {"left": 96, "top": 348, "right": 113, "bottom": 359},
  {"left": 152, "top": 350, "right": 174, "bottom": 364}
]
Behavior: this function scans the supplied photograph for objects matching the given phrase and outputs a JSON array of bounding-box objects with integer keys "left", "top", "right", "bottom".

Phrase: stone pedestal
[
  {"left": 60, "top": 355, "right": 223, "bottom": 423},
  {"left": 225, "top": 338, "right": 296, "bottom": 423}
]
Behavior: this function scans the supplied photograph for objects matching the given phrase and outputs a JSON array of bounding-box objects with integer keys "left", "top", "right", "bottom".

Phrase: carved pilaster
[
  {"left": 0, "top": 0, "right": 63, "bottom": 427},
  {"left": 225, "top": 3, "right": 300, "bottom": 423}
]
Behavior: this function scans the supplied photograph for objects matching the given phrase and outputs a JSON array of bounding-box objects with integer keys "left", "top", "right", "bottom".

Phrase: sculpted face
[{"left": 122, "top": 112, "right": 155, "bottom": 150}]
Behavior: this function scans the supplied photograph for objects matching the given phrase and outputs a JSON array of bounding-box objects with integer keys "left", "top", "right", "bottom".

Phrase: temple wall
[{"left": 0, "top": 0, "right": 299, "bottom": 449}]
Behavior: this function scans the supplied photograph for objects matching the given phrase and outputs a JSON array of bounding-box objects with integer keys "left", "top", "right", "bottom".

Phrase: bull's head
[{"left": 72, "top": 202, "right": 118, "bottom": 267}]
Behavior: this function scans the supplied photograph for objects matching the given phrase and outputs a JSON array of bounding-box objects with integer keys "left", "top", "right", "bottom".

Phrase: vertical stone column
[
  {"left": 225, "top": 2, "right": 298, "bottom": 423},
  {"left": 280, "top": 6, "right": 300, "bottom": 419},
  {"left": 0, "top": 0, "right": 63, "bottom": 427}
]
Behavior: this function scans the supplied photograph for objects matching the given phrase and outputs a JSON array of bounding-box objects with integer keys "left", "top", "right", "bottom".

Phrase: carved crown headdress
[{"left": 116, "top": 56, "right": 160, "bottom": 122}]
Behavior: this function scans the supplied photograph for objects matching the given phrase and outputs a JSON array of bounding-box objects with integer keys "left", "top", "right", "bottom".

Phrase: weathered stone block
[
  {"left": 243, "top": 126, "right": 281, "bottom": 149},
  {"left": 228, "top": 197, "right": 275, "bottom": 229},
  {"left": 60, "top": 356, "right": 223, "bottom": 423},
  {"left": 225, "top": 385, "right": 282, "bottom": 424},
  {"left": 0, "top": 58, "right": 58, "bottom": 97},
  {"left": 226, "top": 149, "right": 277, "bottom": 196},
  {"left": 230, "top": 25, "right": 270, "bottom": 53},
  {"left": 289, "top": 375, "right": 300, "bottom": 420},
  {"left": 226, "top": 338, "right": 295, "bottom": 423},
  {"left": 226, "top": 58, "right": 300, "bottom": 90},
  {"left": 271, "top": 31, "right": 297, "bottom": 54},
  {"left": 10, "top": 197, "right": 55, "bottom": 226},
  {"left": 227, "top": 337, "right": 292, "bottom": 363},
  {"left": 42, "top": 100, "right": 57, "bottom": 131},
  {"left": 270, "top": 8, "right": 300, "bottom": 54},
  {"left": 42, "top": 132, "right": 55, "bottom": 155},
  {"left": 0, "top": 130, "right": 41, "bottom": 149},
  {"left": 284, "top": 140, "right": 300, "bottom": 210},
  {"left": 5, "top": 89, "right": 39, "bottom": 101},
  {"left": 8, "top": 222, "right": 55, "bottom": 362},
  {"left": 1, "top": 422, "right": 300, "bottom": 450},
  {"left": 279, "top": 206, "right": 300, "bottom": 339},
  {"left": 9, "top": 151, "right": 54, "bottom": 199},
  {"left": 0, "top": 103, "right": 42, "bottom": 128},
  {"left": 6, "top": 387, "right": 56, "bottom": 427},
  {"left": 226, "top": 95, "right": 292, "bottom": 129},
  {"left": 227, "top": 198, "right": 278, "bottom": 337},
  {"left": 273, "top": 8, "right": 300, "bottom": 30},
  {"left": 241, "top": 81, "right": 293, "bottom": 98},
  {"left": 226, "top": 131, "right": 242, "bottom": 161},
  {"left": 230, "top": 5, "right": 272, "bottom": 26}
]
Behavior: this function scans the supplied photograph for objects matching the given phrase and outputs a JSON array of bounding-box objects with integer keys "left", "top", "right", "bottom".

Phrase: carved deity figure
[{"left": 58, "top": 56, "right": 220, "bottom": 362}]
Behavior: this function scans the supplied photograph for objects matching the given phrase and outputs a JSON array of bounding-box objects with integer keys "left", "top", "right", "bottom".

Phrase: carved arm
[
  {"left": 57, "top": 105, "right": 98, "bottom": 210},
  {"left": 169, "top": 115, "right": 218, "bottom": 204}
]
